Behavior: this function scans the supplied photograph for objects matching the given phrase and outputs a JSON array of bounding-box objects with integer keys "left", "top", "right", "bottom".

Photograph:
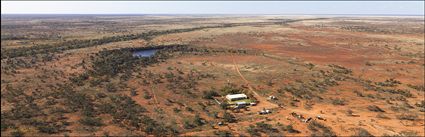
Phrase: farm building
[{"left": 226, "top": 94, "right": 248, "bottom": 101}]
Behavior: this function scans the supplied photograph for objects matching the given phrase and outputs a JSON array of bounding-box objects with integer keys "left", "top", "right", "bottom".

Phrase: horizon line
[{"left": 2, "top": 13, "right": 424, "bottom": 16}]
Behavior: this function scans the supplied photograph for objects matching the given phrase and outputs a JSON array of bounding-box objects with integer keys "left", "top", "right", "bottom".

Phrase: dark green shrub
[
  {"left": 105, "top": 83, "right": 117, "bottom": 92},
  {"left": 144, "top": 91, "right": 152, "bottom": 99},
  {"left": 11, "top": 129, "right": 24, "bottom": 137},
  {"left": 1, "top": 116, "right": 13, "bottom": 131},
  {"left": 193, "top": 114, "right": 205, "bottom": 126},
  {"left": 407, "top": 84, "right": 425, "bottom": 92},
  {"left": 308, "top": 121, "right": 336, "bottom": 137},
  {"left": 353, "top": 128, "right": 374, "bottom": 137},
  {"left": 214, "top": 130, "right": 232, "bottom": 137},
  {"left": 130, "top": 89, "right": 138, "bottom": 96},
  {"left": 247, "top": 125, "right": 261, "bottom": 136},
  {"left": 183, "top": 119, "right": 195, "bottom": 129},
  {"left": 375, "top": 78, "right": 401, "bottom": 87},
  {"left": 220, "top": 84, "right": 244, "bottom": 95},
  {"left": 367, "top": 105, "right": 385, "bottom": 112},
  {"left": 283, "top": 124, "right": 300, "bottom": 133},
  {"left": 79, "top": 116, "right": 103, "bottom": 127},
  {"left": 255, "top": 122, "right": 278, "bottom": 133},
  {"left": 332, "top": 98, "right": 347, "bottom": 106},
  {"left": 223, "top": 112, "right": 236, "bottom": 123},
  {"left": 37, "top": 124, "right": 60, "bottom": 134},
  {"left": 203, "top": 90, "right": 219, "bottom": 99},
  {"left": 396, "top": 113, "right": 418, "bottom": 121}
]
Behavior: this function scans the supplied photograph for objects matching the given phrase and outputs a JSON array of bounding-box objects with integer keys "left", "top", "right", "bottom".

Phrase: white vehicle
[
  {"left": 259, "top": 109, "right": 272, "bottom": 115},
  {"left": 268, "top": 96, "right": 277, "bottom": 100}
]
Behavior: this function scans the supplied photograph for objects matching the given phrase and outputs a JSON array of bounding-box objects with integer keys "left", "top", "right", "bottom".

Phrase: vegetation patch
[
  {"left": 1, "top": 25, "right": 236, "bottom": 59},
  {"left": 367, "top": 105, "right": 385, "bottom": 112},
  {"left": 308, "top": 120, "right": 336, "bottom": 137}
]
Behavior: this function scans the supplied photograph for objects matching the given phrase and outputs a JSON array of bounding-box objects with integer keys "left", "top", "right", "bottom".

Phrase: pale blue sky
[{"left": 2, "top": 1, "right": 424, "bottom": 15}]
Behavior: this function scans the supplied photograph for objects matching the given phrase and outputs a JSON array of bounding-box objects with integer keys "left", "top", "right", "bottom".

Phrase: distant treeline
[
  {"left": 2, "top": 18, "right": 329, "bottom": 59},
  {"left": 1, "top": 35, "right": 29, "bottom": 40},
  {"left": 1, "top": 24, "right": 235, "bottom": 59},
  {"left": 271, "top": 18, "right": 329, "bottom": 25}
]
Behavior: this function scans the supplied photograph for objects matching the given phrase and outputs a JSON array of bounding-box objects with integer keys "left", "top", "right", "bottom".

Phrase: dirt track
[
  {"left": 231, "top": 54, "right": 279, "bottom": 111},
  {"left": 230, "top": 53, "right": 401, "bottom": 136}
]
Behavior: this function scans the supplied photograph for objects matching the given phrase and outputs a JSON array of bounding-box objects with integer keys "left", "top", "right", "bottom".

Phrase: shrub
[
  {"left": 379, "top": 88, "right": 413, "bottom": 98},
  {"left": 103, "top": 131, "right": 110, "bottom": 137},
  {"left": 396, "top": 113, "right": 418, "bottom": 121},
  {"left": 69, "top": 73, "right": 89, "bottom": 86},
  {"left": 173, "top": 108, "right": 181, "bottom": 113},
  {"left": 89, "top": 79, "right": 102, "bottom": 87},
  {"left": 144, "top": 91, "right": 152, "bottom": 99},
  {"left": 247, "top": 125, "right": 261, "bottom": 136},
  {"left": 375, "top": 78, "right": 401, "bottom": 87},
  {"left": 214, "top": 130, "right": 232, "bottom": 137},
  {"left": 283, "top": 124, "right": 300, "bottom": 133},
  {"left": 400, "top": 101, "right": 414, "bottom": 109},
  {"left": 107, "top": 95, "right": 147, "bottom": 129},
  {"left": 415, "top": 100, "right": 425, "bottom": 108},
  {"left": 9, "top": 102, "right": 42, "bottom": 120},
  {"left": 367, "top": 105, "right": 385, "bottom": 112},
  {"left": 79, "top": 116, "right": 103, "bottom": 127},
  {"left": 130, "top": 89, "right": 138, "bottom": 96},
  {"left": 105, "top": 83, "right": 117, "bottom": 92},
  {"left": 346, "top": 109, "right": 354, "bottom": 116},
  {"left": 220, "top": 84, "right": 243, "bottom": 95},
  {"left": 1, "top": 116, "right": 13, "bottom": 131},
  {"left": 90, "top": 49, "right": 139, "bottom": 77},
  {"left": 255, "top": 122, "right": 278, "bottom": 133},
  {"left": 96, "top": 92, "right": 107, "bottom": 99},
  {"left": 185, "top": 107, "right": 194, "bottom": 112},
  {"left": 182, "top": 114, "right": 206, "bottom": 129},
  {"left": 183, "top": 119, "right": 195, "bottom": 129},
  {"left": 37, "top": 124, "right": 60, "bottom": 134},
  {"left": 399, "top": 130, "right": 418, "bottom": 136},
  {"left": 308, "top": 121, "right": 336, "bottom": 137},
  {"left": 11, "top": 129, "right": 24, "bottom": 137},
  {"left": 220, "top": 102, "right": 229, "bottom": 110},
  {"left": 407, "top": 84, "right": 425, "bottom": 92},
  {"left": 354, "top": 90, "right": 364, "bottom": 97},
  {"left": 140, "top": 115, "right": 178, "bottom": 136},
  {"left": 193, "top": 114, "right": 205, "bottom": 126},
  {"left": 223, "top": 112, "right": 236, "bottom": 123},
  {"left": 203, "top": 90, "right": 219, "bottom": 99},
  {"left": 365, "top": 62, "right": 373, "bottom": 66},
  {"left": 332, "top": 98, "right": 347, "bottom": 106},
  {"left": 306, "top": 63, "right": 315, "bottom": 70},
  {"left": 353, "top": 128, "right": 374, "bottom": 137},
  {"left": 376, "top": 113, "right": 390, "bottom": 119},
  {"left": 329, "top": 64, "right": 352, "bottom": 74}
]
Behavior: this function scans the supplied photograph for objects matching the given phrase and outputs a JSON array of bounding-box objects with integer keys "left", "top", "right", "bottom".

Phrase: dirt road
[{"left": 230, "top": 54, "right": 279, "bottom": 111}]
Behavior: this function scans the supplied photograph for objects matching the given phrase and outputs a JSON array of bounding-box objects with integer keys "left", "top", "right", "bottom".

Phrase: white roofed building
[{"left": 226, "top": 94, "right": 248, "bottom": 101}]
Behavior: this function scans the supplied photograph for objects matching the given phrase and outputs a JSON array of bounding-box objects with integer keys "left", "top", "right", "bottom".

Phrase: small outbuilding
[{"left": 226, "top": 94, "right": 248, "bottom": 101}]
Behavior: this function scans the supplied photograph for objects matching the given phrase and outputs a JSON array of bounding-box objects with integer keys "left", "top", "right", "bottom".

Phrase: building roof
[{"left": 226, "top": 94, "right": 247, "bottom": 100}]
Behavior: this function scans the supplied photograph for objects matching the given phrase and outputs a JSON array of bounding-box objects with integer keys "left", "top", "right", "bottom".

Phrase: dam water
[{"left": 132, "top": 49, "right": 158, "bottom": 57}]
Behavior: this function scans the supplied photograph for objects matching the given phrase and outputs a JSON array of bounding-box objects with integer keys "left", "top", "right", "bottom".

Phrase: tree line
[{"left": 1, "top": 24, "right": 235, "bottom": 59}]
